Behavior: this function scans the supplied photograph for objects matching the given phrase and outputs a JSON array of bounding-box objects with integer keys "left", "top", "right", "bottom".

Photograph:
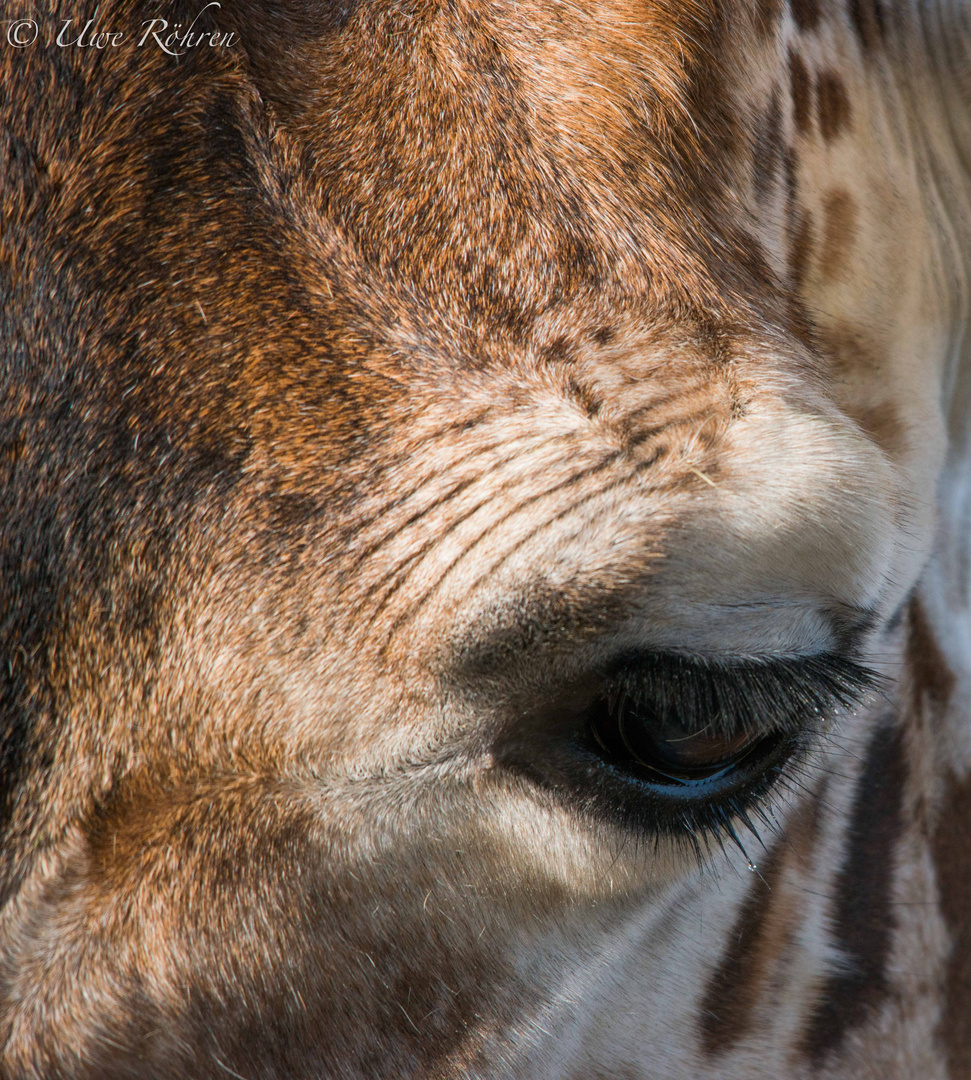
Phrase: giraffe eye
[
  {"left": 588, "top": 692, "right": 773, "bottom": 785},
  {"left": 574, "top": 651, "right": 876, "bottom": 814},
  {"left": 500, "top": 652, "right": 875, "bottom": 845}
]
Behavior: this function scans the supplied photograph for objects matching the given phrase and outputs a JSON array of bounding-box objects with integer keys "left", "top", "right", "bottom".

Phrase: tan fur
[{"left": 1, "top": 0, "right": 970, "bottom": 1076}]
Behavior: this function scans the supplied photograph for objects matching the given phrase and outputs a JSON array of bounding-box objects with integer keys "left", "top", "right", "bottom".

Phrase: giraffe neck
[{"left": 896, "top": 2, "right": 971, "bottom": 711}]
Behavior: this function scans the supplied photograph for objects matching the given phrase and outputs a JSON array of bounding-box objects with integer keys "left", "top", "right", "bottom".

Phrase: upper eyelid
[
  {"left": 610, "top": 651, "right": 878, "bottom": 685},
  {"left": 605, "top": 651, "right": 879, "bottom": 732}
]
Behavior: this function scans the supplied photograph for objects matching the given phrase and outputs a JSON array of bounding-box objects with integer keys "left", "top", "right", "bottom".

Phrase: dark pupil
[{"left": 590, "top": 695, "right": 760, "bottom": 782}]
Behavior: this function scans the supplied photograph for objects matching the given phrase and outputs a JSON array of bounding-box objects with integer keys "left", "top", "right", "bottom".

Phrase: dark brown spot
[
  {"left": 819, "top": 188, "right": 857, "bottom": 282},
  {"left": 848, "top": 400, "right": 905, "bottom": 456},
  {"left": 789, "top": 50, "right": 813, "bottom": 135},
  {"left": 564, "top": 378, "right": 601, "bottom": 419},
  {"left": 752, "top": 91, "right": 783, "bottom": 203},
  {"left": 818, "top": 322, "right": 884, "bottom": 378},
  {"left": 788, "top": 209, "right": 814, "bottom": 290},
  {"left": 790, "top": 0, "right": 821, "bottom": 32},
  {"left": 799, "top": 721, "right": 906, "bottom": 1065},
  {"left": 848, "top": 0, "right": 886, "bottom": 53},
  {"left": 907, "top": 596, "right": 955, "bottom": 714},
  {"left": 816, "top": 70, "right": 852, "bottom": 141},
  {"left": 543, "top": 336, "right": 572, "bottom": 364},
  {"left": 932, "top": 771, "right": 971, "bottom": 1079},
  {"left": 700, "top": 791, "right": 824, "bottom": 1056},
  {"left": 592, "top": 325, "right": 616, "bottom": 347}
]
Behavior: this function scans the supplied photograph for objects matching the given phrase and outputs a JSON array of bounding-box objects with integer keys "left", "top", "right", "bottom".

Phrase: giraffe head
[
  {"left": 208, "top": 0, "right": 908, "bottom": 876},
  {"left": 1, "top": 0, "right": 969, "bottom": 1076}
]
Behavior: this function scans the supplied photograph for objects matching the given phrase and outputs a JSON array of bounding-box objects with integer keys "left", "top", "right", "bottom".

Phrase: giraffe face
[
  {"left": 209, "top": 0, "right": 913, "bottom": 879},
  {"left": 2, "top": 0, "right": 970, "bottom": 1077}
]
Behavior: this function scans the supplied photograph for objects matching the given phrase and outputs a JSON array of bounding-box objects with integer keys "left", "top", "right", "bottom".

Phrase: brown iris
[{"left": 589, "top": 693, "right": 764, "bottom": 783}]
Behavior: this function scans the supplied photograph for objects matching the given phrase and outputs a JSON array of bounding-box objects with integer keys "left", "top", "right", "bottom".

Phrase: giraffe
[{"left": 0, "top": 0, "right": 969, "bottom": 1076}]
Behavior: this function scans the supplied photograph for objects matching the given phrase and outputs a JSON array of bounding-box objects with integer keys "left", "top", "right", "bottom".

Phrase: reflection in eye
[
  {"left": 619, "top": 703, "right": 762, "bottom": 778},
  {"left": 590, "top": 691, "right": 769, "bottom": 784}
]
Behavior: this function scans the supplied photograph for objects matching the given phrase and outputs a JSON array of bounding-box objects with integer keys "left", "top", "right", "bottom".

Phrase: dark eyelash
[{"left": 606, "top": 652, "right": 880, "bottom": 738}]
